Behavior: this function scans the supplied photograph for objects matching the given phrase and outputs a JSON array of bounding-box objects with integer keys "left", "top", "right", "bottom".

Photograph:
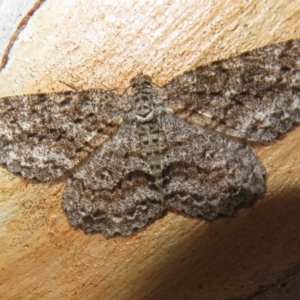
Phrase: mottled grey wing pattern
[
  {"left": 62, "top": 120, "right": 165, "bottom": 238},
  {"left": 160, "top": 113, "right": 265, "bottom": 220},
  {"left": 0, "top": 90, "right": 123, "bottom": 181},
  {"left": 1, "top": 38, "right": 299, "bottom": 238},
  {"left": 164, "top": 39, "right": 300, "bottom": 142}
]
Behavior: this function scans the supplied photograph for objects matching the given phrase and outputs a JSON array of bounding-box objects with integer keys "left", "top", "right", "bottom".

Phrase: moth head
[{"left": 130, "top": 73, "right": 152, "bottom": 89}]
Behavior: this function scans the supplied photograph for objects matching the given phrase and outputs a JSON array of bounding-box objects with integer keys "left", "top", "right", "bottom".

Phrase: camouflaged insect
[{"left": 0, "top": 39, "right": 299, "bottom": 237}]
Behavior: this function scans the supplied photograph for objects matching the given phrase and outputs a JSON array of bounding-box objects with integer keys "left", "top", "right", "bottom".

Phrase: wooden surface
[{"left": 0, "top": 1, "right": 300, "bottom": 299}]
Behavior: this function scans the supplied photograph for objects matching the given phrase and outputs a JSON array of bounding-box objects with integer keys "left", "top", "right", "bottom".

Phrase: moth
[{"left": 0, "top": 39, "right": 299, "bottom": 237}]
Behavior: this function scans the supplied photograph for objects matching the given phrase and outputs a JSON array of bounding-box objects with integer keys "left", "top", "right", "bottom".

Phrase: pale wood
[{"left": 0, "top": 1, "right": 300, "bottom": 299}]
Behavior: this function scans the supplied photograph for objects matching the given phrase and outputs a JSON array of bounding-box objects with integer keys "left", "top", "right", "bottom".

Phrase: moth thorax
[
  {"left": 133, "top": 87, "right": 155, "bottom": 121},
  {"left": 130, "top": 73, "right": 152, "bottom": 89}
]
